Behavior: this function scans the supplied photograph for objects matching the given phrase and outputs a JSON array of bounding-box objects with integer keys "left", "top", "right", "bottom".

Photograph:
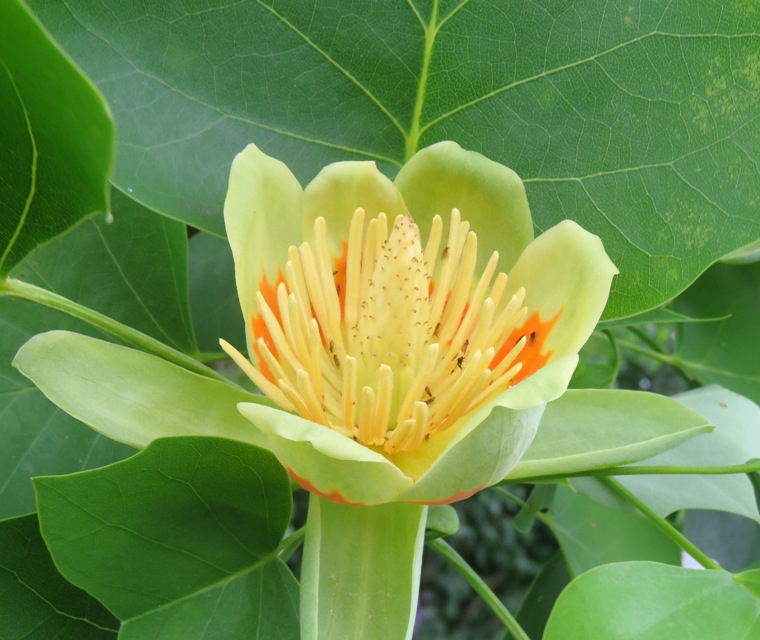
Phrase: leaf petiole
[
  {"left": 427, "top": 538, "right": 531, "bottom": 640},
  {"left": 597, "top": 476, "right": 721, "bottom": 571},
  {"left": 0, "top": 276, "right": 232, "bottom": 385}
]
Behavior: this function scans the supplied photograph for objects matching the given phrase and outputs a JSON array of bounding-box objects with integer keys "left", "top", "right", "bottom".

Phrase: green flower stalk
[{"left": 221, "top": 141, "right": 617, "bottom": 639}]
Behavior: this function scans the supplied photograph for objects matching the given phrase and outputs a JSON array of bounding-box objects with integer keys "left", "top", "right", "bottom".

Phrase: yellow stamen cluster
[{"left": 222, "top": 208, "right": 530, "bottom": 454}]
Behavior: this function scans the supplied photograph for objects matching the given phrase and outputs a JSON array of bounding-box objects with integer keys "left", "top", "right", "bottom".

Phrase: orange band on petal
[
  {"left": 251, "top": 269, "right": 287, "bottom": 383},
  {"left": 492, "top": 309, "right": 562, "bottom": 385},
  {"left": 286, "top": 466, "right": 368, "bottom": 507}
]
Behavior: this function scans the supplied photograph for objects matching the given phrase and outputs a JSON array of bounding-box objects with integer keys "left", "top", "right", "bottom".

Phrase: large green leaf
[
  {"left": 544, "top": 562, "right": 760, "bottom": 639},
  {"left": 0, "top": 514, "right": 118, "bottom": 640},
  {"left": 35, "top": 436, "right": 299, "bottom": 638},
  {"left": 675, "top": 262, "right": 760, "bottom": 404},
  {"left": 0, "top": 0, "right": 113, "bottom": 275},
  {"left": 543, "top": 485, "right": 679, "bottom": 577},
  {"left": 506, "top": 389, "right": 711, "bottom": 481},
  {"left": 25, "top": 0, "right": 760, "bottom": 319}
]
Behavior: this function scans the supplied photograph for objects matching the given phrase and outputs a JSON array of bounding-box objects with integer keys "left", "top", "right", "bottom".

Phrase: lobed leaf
[
  {"left": 24, "top": 0, "right": 760, "bottom": 318},
  {"left": 0, "top": 514, "right": 118, "bottom": 640}
]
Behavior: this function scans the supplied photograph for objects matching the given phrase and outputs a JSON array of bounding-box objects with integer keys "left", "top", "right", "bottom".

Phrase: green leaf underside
[
  {"left": 507, "top": 389, "right": 711, "bottom": 480},
  {"left": 34, "top": 437, "right": 299, "bottom": 637},
  {"left": 26, "top": 0, "right": 760, "bottom": 319},
  {"left": 544, "top": 562, "right": 760, "bottom": 639},
  {"left": 544, "top": 485, "right": 680, "bottom": 577},
  {"left": 675, "top": 262, "right": 760, "bottom": 405},
  {"left": 607, "top": 386, "right": 760, "bottom": 523},
  {"left": 0, "top": 514, "right": 118, "bottom": 640},
  {"left": 0, "top": 0, "right": 113, "bottom": 275}
]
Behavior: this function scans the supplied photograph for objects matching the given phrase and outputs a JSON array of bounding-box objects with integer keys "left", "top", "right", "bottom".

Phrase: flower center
[{"left": 222, "top": 208, "right": 558, "bottom": 454}]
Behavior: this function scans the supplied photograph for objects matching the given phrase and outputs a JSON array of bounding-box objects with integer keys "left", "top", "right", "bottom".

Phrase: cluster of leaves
[{"left": 1, "top": 1, "right": 759, "bottom": 638}]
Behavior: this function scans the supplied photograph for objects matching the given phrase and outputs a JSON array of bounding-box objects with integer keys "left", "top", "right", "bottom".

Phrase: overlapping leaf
[
  {"left": 0, "top": 514, "right": 118, "bottom": 639},
  {"left": 35, "top": 437, "right": 299, "bottom": 639},
  {"left": 0, "top": 0, "right": 113, "bottom": 275},
  {"left": 675, "top": 262, "right": 760, "bottom": 404}
]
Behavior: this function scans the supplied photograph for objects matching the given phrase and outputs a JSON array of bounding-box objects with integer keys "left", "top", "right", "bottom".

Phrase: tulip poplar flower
[{"left": 221, "top": 141, "right": 616, "bottom": 640}]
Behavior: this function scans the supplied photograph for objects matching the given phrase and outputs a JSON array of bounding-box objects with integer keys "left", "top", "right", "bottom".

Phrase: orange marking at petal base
[
  {"left": 286, "top": 466, "right": 368, "bottom": 507},
  {"left": 250, "top": 269, "right": 287, "bottom": 383},
  {"left": 333, "top": 241, "right": 349, "bottom": 316},
  {"left": 411, "top": 485, "right": 485, "bottom": 505},
  {"left": 491, "top": 309, "right": 562, "bottom": 386}
]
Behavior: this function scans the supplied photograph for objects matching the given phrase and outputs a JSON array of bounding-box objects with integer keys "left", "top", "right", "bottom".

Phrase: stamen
[
  {"left": 314, "top": 217, "right": 346, "bottom": 357},
  {"left": 342, "top": 355, "right": 358, "bottom": 432},
  {"left": 255, "top": 292, "right": 300, "bottom": 372},
  {"left": 344, "top": 208, "right": 365, "bottom": 333},
  {"left": 219, "top": 339, "right": 294, "bottom": 411},
  {"left": 423, "top": 214, "right": 443, "bottom": 279},
  {"left": 357, "top": 386, "right": 376, "bottom": 444},
  {"left": 438, "top": 231, "right": 477, "bottom": 342}
]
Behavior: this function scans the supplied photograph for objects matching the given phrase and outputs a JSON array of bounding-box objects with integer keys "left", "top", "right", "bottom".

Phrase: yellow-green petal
[
  {"left": 302, "top": 160, "right": 407, "bottom": 256},
  {"left": 237, "top": 402, "right": 413, "bottom": 505},
  {"left": 398, "top": 404, "right": 544, "bottom": 504},
  {"left": 504, "top": 220, "right": 617, "bottom": 359},
  {"left": 224, "top": 144, "right": 304, "bottom": 341},
  {"left": 395, "top": 141, "right": 533, "bottom": 272}
]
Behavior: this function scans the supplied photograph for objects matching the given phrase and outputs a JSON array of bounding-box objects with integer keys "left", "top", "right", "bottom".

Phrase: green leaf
[
  {"left": 34, "top": 436, "right": 299, "bottom": 638},
  {"left": 14, "top": 331, "right": 275, "bottom": 449},
  {"left": 425, "top": 504, "right": 460, "bottom": 541},
  {"left": 506, "top": 389, "right": 711, "bottom": 481},
  {"left": 0, "top": 0, "right": 113, "bottom": 275},
  {"left": 188, "top": 231, "right": 244, "bottom": 354},
  {"left": 16, "top": 188, "right": 197, "bottom": 353},
  {"left": 684, "top": 510, "right": 760, "bottom": 573},
  {"left": 544, "top": 562, "right": 760, "bottom": 639},
  {"left": 511, "top": 552, "right": 570, "bottom": 640},
  {"left": 543, "top": 485, "right": 679, "bottom": 577},
  {"left": 569, "top": 332, "right": 619, "bottom": 389},
  {"left": 611, "top": 386, "right": 760, "bottom": 523},
  {"left": 25, "top": 1, "right": 760, "bottom": 319},
  {"left": 0, "top": 514, "right": 118, "bottom": 640},
  {"left": 598, "top": 306, "right": 728, "bottom": 330},
  {"left": 675, "top": 262, "right": 760, "bottom": 404}
]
